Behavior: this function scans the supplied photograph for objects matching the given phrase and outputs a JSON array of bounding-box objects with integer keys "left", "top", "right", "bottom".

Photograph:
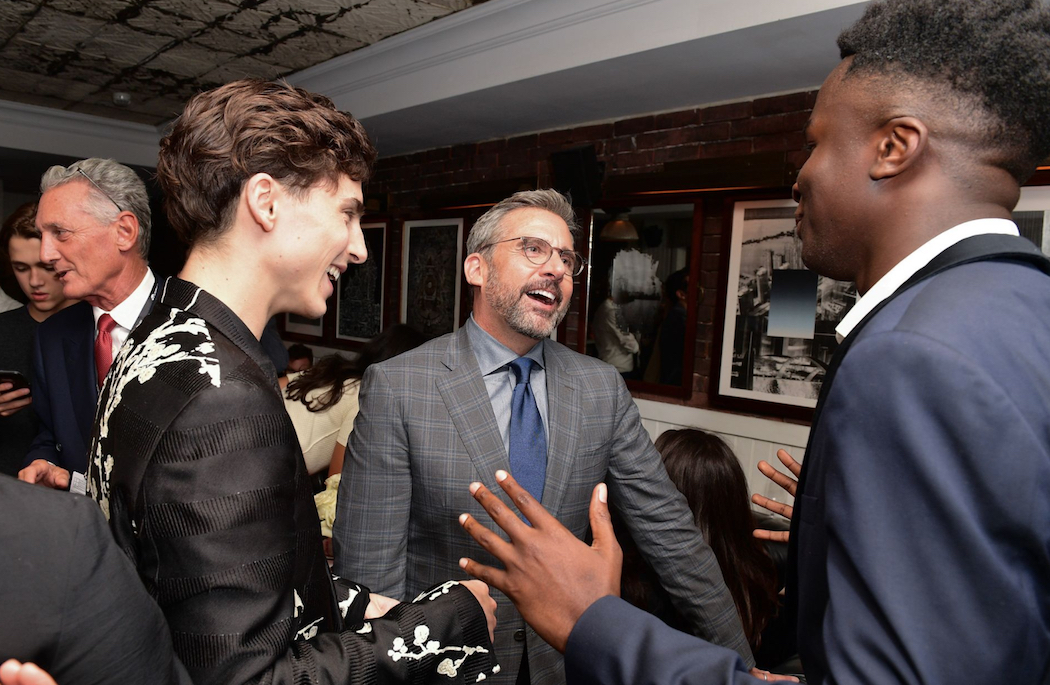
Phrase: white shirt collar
[
  {"left": 835, "top": 218, "right": 1019, "bottom": 341},
  {"left": 92, "top": 268, "right": 155, "bottom": 333}
]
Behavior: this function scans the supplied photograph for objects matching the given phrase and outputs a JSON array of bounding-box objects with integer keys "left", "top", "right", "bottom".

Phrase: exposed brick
[
  {"left": 612, "top": 149, "right": 655, "bottom": 169},
  {"left": 636, "top": 128, "right": 694, "bottom": 150},
  {"left": 477, "top": 139, "right": 507, "bottom": 155},
  {"left": 702, "top": 234, "right": 721, "bottom": 252},
  {"left": 652, "top": 108, "right": 699, "bottom": 130},
  {"left": 701, "top": 253, "right": 721, "bottom": 271},
  {"left": 731, "top": 110, "right": 809, "bottom": 137},
  {"left": 537, "top": 128, "right": 577, "bottom": 147},
  {"left": 472, "top": 153, "right": 499, "bottom": 169},
  {"left": 701, "top": 101, "right": 752, "bottom": 123},
  {"left": 693, "top": 122, "right": 732, "bottom": 143},
  {"left": 448, "top": 143, "right": 477, "bottom": 159},
  {"left": 753, "top": 92, "right": 810, "bottom": 117},
  {"left": 653, "top": 144, "right": 700, "bottom": 164},
  {"left": 752, "top": 131, "right": 806, "bottom": 153},
  {"left": 506, "top": 133, "right": 537, "bottom": 150},
  {"left": 614, "top": 115, "right": 655, "bottom": 136},
  {"left": 571, "top": 123, "right": 615, "bottom": 142},
  {"left": 424, "top": 147, "right": 451, "bottom": 162},
  {"left": 608, "top": 136, "right": 636, "bottom": 154},
  {"left": 699, "top": 139, "right": 752, "bottom": 158},
  {"left": 422, "top": 159, "right": 447, "bottom": 176}
]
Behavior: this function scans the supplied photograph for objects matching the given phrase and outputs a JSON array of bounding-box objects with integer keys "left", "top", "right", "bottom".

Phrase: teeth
[
  {"left": 327, "top": 266, "right": 340, "bottom": 282},
  {"left": 528, "top": 290, "right": 555, "bottom": 302}
]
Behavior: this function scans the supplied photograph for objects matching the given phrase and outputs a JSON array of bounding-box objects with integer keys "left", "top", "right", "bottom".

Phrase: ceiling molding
[{"left": 0, "top": 99, "right": 161, "bottom": 168}]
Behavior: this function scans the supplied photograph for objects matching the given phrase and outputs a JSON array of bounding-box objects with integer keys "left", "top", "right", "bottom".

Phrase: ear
[
  {"left": 464, "top": 252, "right": 487, "bottom": 288},
  {"left": 870, "top": 116, "right": 927, "bottom": 180},
  {"left": 113, "top": 212, "right": 140, "bottom": 254},
  {"left": 244, "top": 173, "right": 278, "bottom": 232}
]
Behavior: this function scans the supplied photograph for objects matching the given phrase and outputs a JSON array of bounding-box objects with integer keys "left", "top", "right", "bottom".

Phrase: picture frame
[
  {"left": 284, "top": 312, "right": 324, "bottom": 339},
  {"left": 1013, "top": 185, "right": 1050, "bottom": 256},
  {"left": 336, "top": 222, "right": 387, "bottom": 342},
  {"left": 400, "top": 218, "right": 464, "bottom": 338},
  {"left": 713, "top": 197, "right": 856, "bottom": 415}
]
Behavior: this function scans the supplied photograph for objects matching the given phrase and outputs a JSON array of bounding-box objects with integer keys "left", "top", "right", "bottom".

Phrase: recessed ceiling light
[{"left": 112, "top": 92, "right": 132, "bottom": 107}]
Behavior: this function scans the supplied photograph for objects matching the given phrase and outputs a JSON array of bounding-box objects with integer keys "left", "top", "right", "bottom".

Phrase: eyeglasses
[
  {"left": 74, "top": 167, "right": 124, "bottom": 213},
  {"left": 482, "top": 236, "right": 587, "bottom": 277}
]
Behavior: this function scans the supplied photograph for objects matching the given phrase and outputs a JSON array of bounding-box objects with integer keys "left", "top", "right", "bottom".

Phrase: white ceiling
[{"left": 0, "top": 0, "right": 870, "bottom": 166}]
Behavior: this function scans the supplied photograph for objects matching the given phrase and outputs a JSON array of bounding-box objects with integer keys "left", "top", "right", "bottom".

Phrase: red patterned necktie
[{"left": 94, "top": 313, "right": 118, "bottom": 388}]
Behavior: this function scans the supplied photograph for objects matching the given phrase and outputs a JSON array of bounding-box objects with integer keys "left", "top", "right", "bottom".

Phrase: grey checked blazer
[{"left": 333, "top": 326, "right": 753, "bottom": 684}]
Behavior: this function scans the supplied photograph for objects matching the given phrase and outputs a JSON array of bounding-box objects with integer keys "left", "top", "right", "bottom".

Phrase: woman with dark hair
[
  {"left": 281, "top": 324, "right": 427, "bottom": 477},
  {"left": 619, "top": 428, "right": 783, "bottom": 661}
]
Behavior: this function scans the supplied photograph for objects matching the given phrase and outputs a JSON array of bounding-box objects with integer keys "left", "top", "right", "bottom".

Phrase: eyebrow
[{"left": 342, "top": 198, "right": 365, "bottom": 216}]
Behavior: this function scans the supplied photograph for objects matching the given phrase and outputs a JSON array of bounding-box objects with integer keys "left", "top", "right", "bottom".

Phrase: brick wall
[{"left": 367, "top": 89, "right": 819, "bottom": 414}]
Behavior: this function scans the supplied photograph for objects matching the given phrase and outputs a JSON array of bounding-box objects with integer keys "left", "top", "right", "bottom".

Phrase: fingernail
[
  {"left": 469, "top": 482, "right": 481, "bottom": 494},
  {"left": 459, "top": 513, "right": 468, "bottom": 524},
  {"left": 458, "top": 558, "right": 468, "bottom": 569},
  {"left": 598, "top": 483, "right": 607, "bottom": 503},
  {"left": 495, "top": 470, "right": 507, "bottom": 482}
]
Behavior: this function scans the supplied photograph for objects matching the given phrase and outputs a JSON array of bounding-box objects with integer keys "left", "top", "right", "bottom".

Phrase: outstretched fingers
[
  {"left": 757, "top": 459, "right": 798, "bottom": 497},
  {"left": 776, "top": 448, "right": 802, "bottom": 478}
]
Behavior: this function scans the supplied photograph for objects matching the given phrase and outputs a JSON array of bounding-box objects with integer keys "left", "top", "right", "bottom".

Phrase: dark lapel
[
  {"left": 785, "top": 233, "right": 1050, "bottom": 612},
  {"left": 539, "top": 342, "right": 581, "bottom": 515},
  {"left": 435, "top": 327, "right": 509, "bottom": 483},
  {"left": 64, "top": 302, "right": 99, "bottom": 446}
]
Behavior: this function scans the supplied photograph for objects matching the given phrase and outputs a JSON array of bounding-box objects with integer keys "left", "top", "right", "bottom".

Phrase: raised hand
[
  {"left": 458, "top": 470, "right": 621, "bottom": 653},
  {"left": 752, "top": 449, "right": 801, "bottom": 543}
]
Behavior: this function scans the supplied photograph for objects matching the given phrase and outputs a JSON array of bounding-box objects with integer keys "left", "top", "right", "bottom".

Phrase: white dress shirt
[{"left": 92, "top": 268, "right": 156, "bottom": 356}]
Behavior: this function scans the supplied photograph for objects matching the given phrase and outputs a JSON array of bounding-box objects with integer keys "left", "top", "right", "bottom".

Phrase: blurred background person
[
  {"left": 591, "top": 275, "right": 640, "bottom": 378},
  {"left": 617, "top": 429, "right": 791, "bottom": 667},
  {"left": 286, "top": 342, "right": 314, "bottom": 373},
  {"left": 0, "top": 202, "right": 74, "bottom": 476},
  {"left": 283, "top": 324, "right": 426, "bottom": 477}
]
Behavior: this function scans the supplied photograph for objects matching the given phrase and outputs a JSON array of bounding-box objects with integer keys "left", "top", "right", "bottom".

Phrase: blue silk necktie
[{"left": 508, "top": 357, "right": 547, "bottom": 502}]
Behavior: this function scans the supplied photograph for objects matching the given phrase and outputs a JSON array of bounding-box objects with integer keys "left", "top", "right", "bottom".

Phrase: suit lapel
[
  {"left": 539, "top": 343, "right": 580, "bottom": 515},
  {"left": 435, "top": 328, "right": 510, "bottom": 482},
  {"left": 65, "top": 305, "right": 99, "bottom": 447}
]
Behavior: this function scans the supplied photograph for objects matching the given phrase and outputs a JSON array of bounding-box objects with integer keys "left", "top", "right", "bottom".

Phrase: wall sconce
[{"left": 600, "top": 213, "right": 639, "bottom": 241}]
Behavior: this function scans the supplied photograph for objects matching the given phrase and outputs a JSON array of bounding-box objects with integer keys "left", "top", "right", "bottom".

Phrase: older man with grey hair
[
  {"left": 19, "top": 158, "right": 157, "bottom": 492},
  {"left": 333, "top": 189, "right": 756, "bottom": 685}
]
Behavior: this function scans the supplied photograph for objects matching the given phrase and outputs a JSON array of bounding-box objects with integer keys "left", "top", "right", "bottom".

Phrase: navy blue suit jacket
[
  {"left": 565, "top": 242, "right": 1050, "bottom": 684},
  {"left": 25, "top": 301, "right": 97, "bottom": 473}
]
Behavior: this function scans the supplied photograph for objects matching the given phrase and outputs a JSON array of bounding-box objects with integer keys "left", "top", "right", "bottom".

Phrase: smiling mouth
[
  {"left": 326, "top": 265, "right": 343, "bottom": 282},
  {"left": 525, "top": 288, "right": 559, "bottom": 306}
]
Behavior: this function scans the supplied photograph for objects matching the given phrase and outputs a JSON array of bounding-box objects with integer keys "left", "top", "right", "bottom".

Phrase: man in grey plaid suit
[{"left": 333, "top": 189, "right": 753, "bottom": 684}]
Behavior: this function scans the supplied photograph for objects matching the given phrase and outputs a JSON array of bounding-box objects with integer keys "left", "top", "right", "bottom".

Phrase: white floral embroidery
[
  {"left": 356, "top": 622, "right": 372, "bottom": 634},
  {"left": 294, "top": 590, "right": 304, "bottom": 618},
  {"left": 296, "top": 617, "right": 322, "bottom": 641},
  {"left": 338, "top": 587, "right": 360, "bottom": 619},
  {"left": 414, "top": 580, "right": 460, "bottom": 602},
  {"left": 387, "top": 623, "right": 490, "bottom": 678},
  {"left": 475, "top": 674, "right": 486, "bottom": 682},
  {"left": 89, "top": 308, "right": 220, "bottom": 519}
]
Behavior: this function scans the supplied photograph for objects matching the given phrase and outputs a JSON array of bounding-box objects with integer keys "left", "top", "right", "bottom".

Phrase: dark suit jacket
[
  {"left": 563, "top": 241, "right": 1050, "bottom": 684},
  {"left": 90, "top": 277, "right": 496, "bottom": 685},
  {"left": 0, "top": 475, "right": 191, "bottom": 685},
  {"left": 26, "top": 301, "right": 96, "bottom": 472},
  {"left": 334, "top": 325, "right": 752, "bottom": 685}
]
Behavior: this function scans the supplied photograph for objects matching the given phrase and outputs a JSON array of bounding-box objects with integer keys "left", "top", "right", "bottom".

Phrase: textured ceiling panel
[
  {"left": 0, "top": 0, "right": 481, "bottom": 125},
  {"left": 326, "top": 0, "right": 454, "bottom": 43}
]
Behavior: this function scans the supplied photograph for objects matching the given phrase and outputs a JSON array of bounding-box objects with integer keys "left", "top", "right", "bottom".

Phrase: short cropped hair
[
  {"left": 1, "top": 202, "right": 39, "bottom": 262},
  {"left": 466, "top": 189, "right": 580, "bottom": 257},
  {"left": 40, "top": 158, "right": 152, "bottom": 259},
  {"left": 157, "top": 79, "right": 377, "bottom": 248},
  {"left": 837, "top": 0, "right": 1050, "bottom": 182}
]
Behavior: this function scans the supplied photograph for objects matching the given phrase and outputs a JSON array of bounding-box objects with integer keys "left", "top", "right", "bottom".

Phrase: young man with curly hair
[
  {"left": 457, "top": 1, "right": 1050, "bottom": 683},
  {"left": 87, "top": 79, "right": 498, "bottom": 685}
]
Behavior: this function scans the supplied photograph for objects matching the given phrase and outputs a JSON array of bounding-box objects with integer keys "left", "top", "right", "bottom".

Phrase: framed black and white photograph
[
  {"left": 285, "top": 312, "right": 324, "bottom": 339},
  {"left": 400, "top": 218, "right": 463, "bottom": 338},
  {"left": 336, "top": 222, "right": 386, "bottom": 341},
  {"left": 1013, "top": 185, "right": 1050, "bottom": 256},
  {"left": 715, "top": 197, "right": 856, "bottom": 413}
]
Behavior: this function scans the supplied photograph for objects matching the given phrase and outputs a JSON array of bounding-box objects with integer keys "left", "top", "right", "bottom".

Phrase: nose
[
  {"left": 791, "top": 182, "right": 802, "bottom": 204},
  {"left": 346, "top": 219, "right": 367, "bottom": 264},
  {"left": 542, "top": 250, "right": 569, "bottom": 280},
  {"left": 39, "top": 231, "right": 59, "bottom": 265},
  {"left": 28, "top": 266, "right": 46, "bottom": 288}
]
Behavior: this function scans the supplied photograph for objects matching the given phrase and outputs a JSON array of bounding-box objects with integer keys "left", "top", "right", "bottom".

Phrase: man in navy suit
[
  {"left": 18, "top": 158, "right": 156, "bottom": 493},
  {"left": 457, "top": 1, "right": 1050, "bottom": 683}
]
